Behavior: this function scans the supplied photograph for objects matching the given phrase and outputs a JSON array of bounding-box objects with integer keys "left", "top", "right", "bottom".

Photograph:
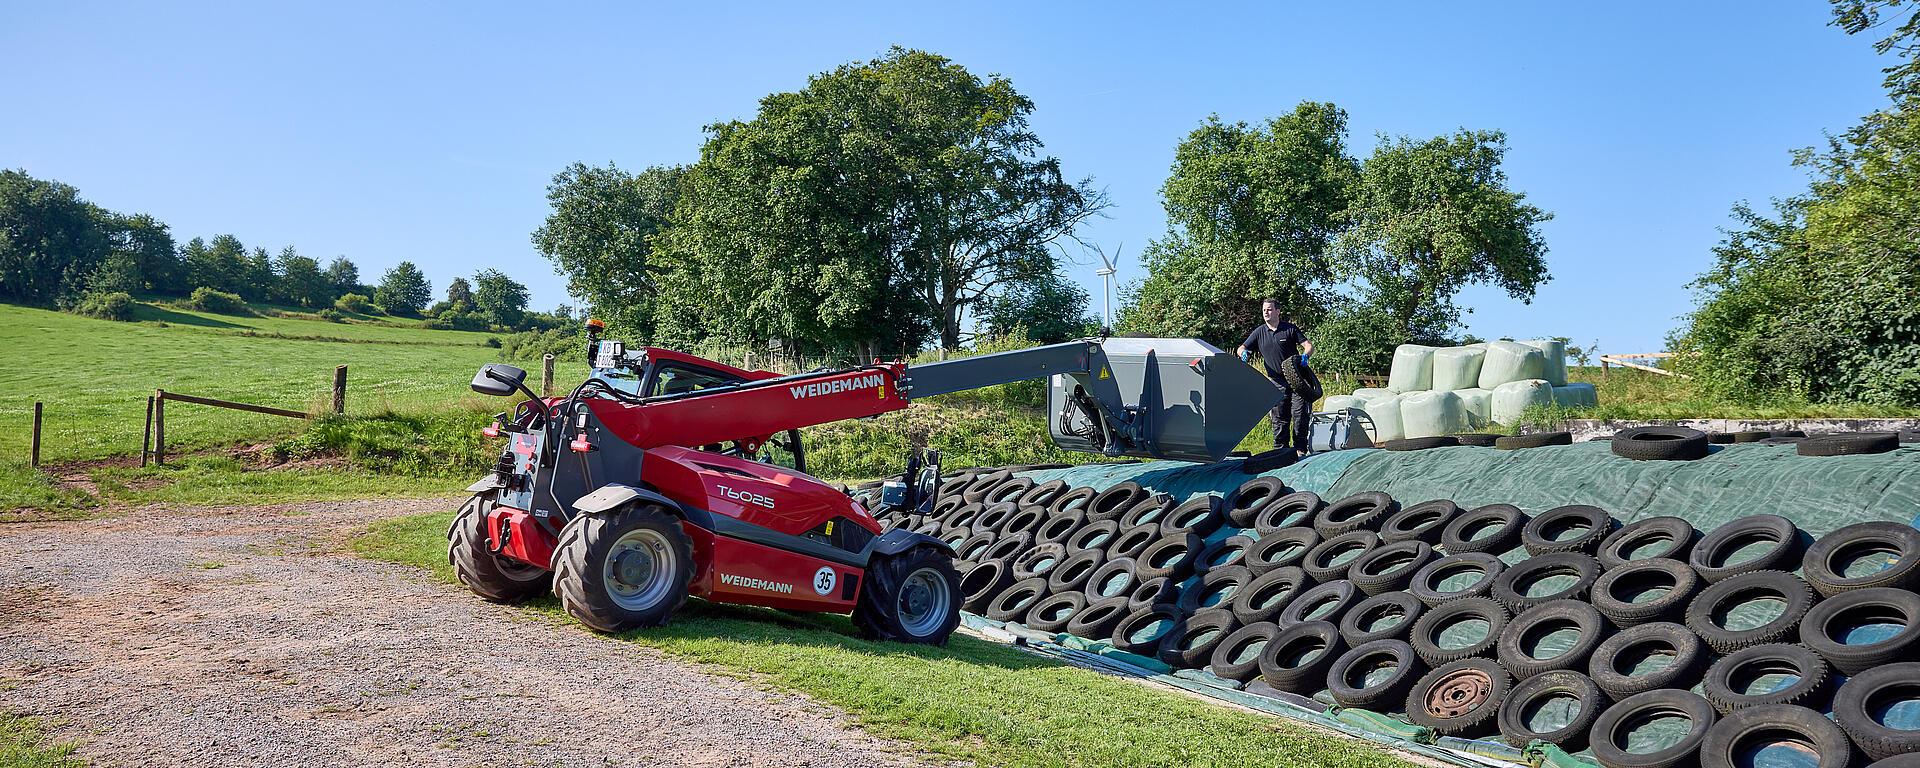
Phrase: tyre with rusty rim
[{"left": 1406, "top": 657, "right": 1512, "bottom": 737}]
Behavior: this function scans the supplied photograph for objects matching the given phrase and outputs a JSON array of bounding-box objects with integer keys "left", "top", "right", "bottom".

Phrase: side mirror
[{"left": 470, "top": 364, "right": 528, "bottom": 397}]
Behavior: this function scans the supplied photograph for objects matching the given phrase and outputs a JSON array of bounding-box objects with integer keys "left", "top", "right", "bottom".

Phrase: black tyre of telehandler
[
  {"left": 553, "top": 503, "right": 694, "bottom": 633},
  {"left": 855, "top": 545, "right": 963, "bottom": 645},
  {"left": 447, "top": 491, "right": 553, "bottom": 603}
]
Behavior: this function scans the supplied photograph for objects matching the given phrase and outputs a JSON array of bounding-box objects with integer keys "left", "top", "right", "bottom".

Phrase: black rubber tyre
[
  {"left": 1497, "top": 669, "right": 1606, "bottom": 750},
  {"left": 1048, "top": 486, "right": 1097, "bottom": 518},
  {"left": 1083, "top": 556, "right": 1139, "bottom": 600},
  {"left": 1798, "top": 587, "right": 1920, "bottom": 675},
  {"left": 1231, "top": 566, "right": 1311, "bottom": 626},
  {"left": 1018, "top": 479, "right": 1068, "bottom": 508},
  {"left": 954, "top": 531, "right": 997, "bottom": 564},
  {"left": 1011, "top": 542, "right": 1068, "bottom": 581},
  {"left": 1455, "top": 433, "right": 1502, "bottom": 447},
  {"left": 1023, "top": 591, "right": 1087, "bottom": 633},
  {"left": 982, "top": 530, "right": 1035, "bottom": 563},
  {"left": 1242, "top": 447, "right": 1299, "bottom": 474},
  {"left": 1406, "top": 658, "right": 1511, "bottom": 737},
  {"left": 1756, "top": 436, "right": 1807, "bottom": 446},
  {"left": 1277, "top": 579, "right": 1361, "bottom": 628},
  {"left": 984, "top": 478, "right": 1036, "bottom": 508},
  {"left": 1441, "top": 504, "right": 1527, "bottom": 555},
  {"left": 1065, "top": 595, "right": 1132, "bottom": 641},
  {"left": 1588, "top": 622, "right": 1708, "bottom": 700},
  {"left": 1118, "top": 495, "right": 1176, "bottom": 529},
  {"left": 1136, "top": 533, "right": 1204, "bottom": 582},
  {"left": 984, "top": 576, "right": 1050, "bottom": 622},
  {"left": 1085, "top": 481, "right": 1148, "bottom": 523},
  {"left": 1699, "top": 704, "right": 1852, "bottom": 768},
  {"left": 1313, "top": 491, "right": 1398, "bottom": 537},
  {"left": 1380, "top": 500, "right": 1461, "bottom": 545},
  {"left": 911, "top": 519, "right": 944, "bottom": 537},
  {"left": 1701, "top": 643, "right": 1831, "bottom": 714},
  {"left": 1127, "top": 576, "right": 1182, "bottom": 614},
  {"left": 1348, "top": 540, "right": 1436, "bottom": 596},
  {"left": 959, "top": 557, "right": 1015, "bottom": 614},
  {"left": 1685, "top": 570, "right": 1817, "bottom": 653},
  {"left": 973, "top": 502, "right": 1018, "bottom": 535},
  {"left": 553, "top": 503, "right": 694, "bottom": 633},
  {"left": 1592, "top": 558, "right": 1701, "bottom": 627},
  {"left": 1590, "top": 689, "right": 1716, "bottom": 768},
  {"left": 1210, "top": 621, "right": 1281, "bottom": 682},
  {"left": 1410, "top": 596, "right": 1510, "bottom": 666},
  {"left": 960, "top": 469, "right": 1013, "bottom": 504},
  {"left": 853, "top": 544, "right": 963, "bottom": 644},
  {"left": 1522, "top": 504, "right": 1615, "bottom": 556},
  {"left": 1226, "top": 477, "right": 1290, "bottom": 528},
  {"left": 1177, "top": 566, "right": 1255, "bottom": 614},
  {"left": 1258, "top": 620, "right": 1345, "bottom": 694},
  {"left": 1832, "top": 662, "right": 1920, "bottom": 760},
  {"left": 1327, "top": 639, "right": 1423, "bottom": 710},
  {"left": 1047, "top": 548, "right": 1107, "bottom": 594},
  {"left": 1162, "top": 608, "right": 1240, "bottom": 668},
  {"left": 1409, "top": 553, "right": 1507, "bottom": 607},
  {"left": 1611, "top": 426, "right": 1711, "bottom": 461},
  {"left": 1690, "top": 514, "right": 1804, "bottom": 583},
  {"left": 1197, "top": 534, "right": 1257, "bottom": 572},
  {"left": 1798, "top": 431, "right": 1901, "bottom": 456},
  {"left": 1105, "top": 523, "right": 1159, "bottom": 560},
  {"left": 1339, "top": 591, "right": 1426, "bottom": 646},
  {"left": 1304, "top": 530, "right": 1380, "bottom": 583},
  {"left": 1495, "top": 431, "right": 1572, "bottom": 450},
  {"left": 936, "top": 526, "right": 974, "bottom": 553},
  {"left": 1159, "top": 495, "right": 1226, "bottom": 539},
  {"left": 1065, "top": 520, "right": 1118, "bottom": 554},
  {"left": 1385, "top": 436, "right": 1461, "bottom": 451},
  {"left": 1598, "top": 516, "right": 1698, "bottom": 569},
  {"left": 447, "top": 492, "right": 553, "bottom": 603},
  {"left": 943, "top": 503, "right": 983, "bottom": 533},
  {"left": 1490, "top": 552, "right": 1603, "bottom": 614},
  {"left": 1801, "top": 521, "right": 1920, "bottom": 597},
  {"left": 1111, "top": 604, "right": 1184, "bottom": 656},
  {"left": 997, "top": 505, "right": 1048, "bottom": 537},
  {"left": 1255, "top": 492, "right": 1325, "bottom": 535},
  {"left": 1034, "top": 509, "right": 1085, "bottom": 546},
  {"left": 1246, "top": 527, "right": 1321, "bottom": 575},
  {"left": 1497, "top": 599, "right": 1606, "bottom": 681}
]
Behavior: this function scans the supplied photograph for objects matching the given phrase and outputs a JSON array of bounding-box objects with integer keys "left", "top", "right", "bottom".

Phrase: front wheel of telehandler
[
  {"left": 552, "top": 504, "right": 693, "bottom": 633},
  {"left": 854, "top": 545, "right": 962, "bottom": 644},
  {"left": 447, "top": 492, "right": 552, "bottom": 603}
]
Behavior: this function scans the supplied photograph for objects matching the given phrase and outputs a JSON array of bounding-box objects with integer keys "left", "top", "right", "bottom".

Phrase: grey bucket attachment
[{"left": 1047, "top": 338, "right": 1280, "bottom": 462}]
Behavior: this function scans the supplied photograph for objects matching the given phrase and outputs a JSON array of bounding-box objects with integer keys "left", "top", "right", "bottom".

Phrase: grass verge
[
  {"left": 355, "top": 511, "right": 1417, "bottom": 768},
  {"left": 0, "top": 713, "right": 84, "bottom": 768}
]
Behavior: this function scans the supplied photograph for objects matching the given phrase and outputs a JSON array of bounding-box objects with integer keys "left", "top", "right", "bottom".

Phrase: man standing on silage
[{"left": 1235, "top": 298, "right": 1315, "bottom": 452}]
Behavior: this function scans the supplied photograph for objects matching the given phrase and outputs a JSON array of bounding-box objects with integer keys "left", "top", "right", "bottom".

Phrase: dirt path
[{"left": 0, "top": 499, "right": 932, "bottom": 768}]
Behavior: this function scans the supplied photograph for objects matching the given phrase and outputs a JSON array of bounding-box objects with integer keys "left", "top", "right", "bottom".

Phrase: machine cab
[{"left": 590, "top": 341, "right": 807, "bottom": 472}]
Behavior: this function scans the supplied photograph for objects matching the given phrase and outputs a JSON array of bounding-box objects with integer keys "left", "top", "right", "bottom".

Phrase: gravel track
[{"left": 0, "top": 499, "right": 932, "bottom": 768}]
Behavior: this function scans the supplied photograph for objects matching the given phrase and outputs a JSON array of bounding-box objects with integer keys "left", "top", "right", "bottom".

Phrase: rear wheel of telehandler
[
  {"left": 447, "top": 492, "right": 552, "bottom": 603},
  {"left": 854, "top": 545, "right": 961, "bottom": 644},
  {"left": 552, "top": 504, "right": 693, "bottom": 633}
]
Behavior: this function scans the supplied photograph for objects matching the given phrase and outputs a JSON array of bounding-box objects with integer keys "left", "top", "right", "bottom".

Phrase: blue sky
[{"left": 3, "top": 2, "right": 1896, "bottom": 356}]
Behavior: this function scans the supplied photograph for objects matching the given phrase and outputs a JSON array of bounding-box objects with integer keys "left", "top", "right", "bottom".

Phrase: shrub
[
  {"left": 317, "top": 308, "right": 346, "bottom": 323},
  {"left": 334, "top": 293, "right": 371, "bottom": 313},
  {"left": 69, "top": 291, "right": 137, "bottom": 321},
  {"left": 187, "top": 287, "right": 251, "bottom": 315}
]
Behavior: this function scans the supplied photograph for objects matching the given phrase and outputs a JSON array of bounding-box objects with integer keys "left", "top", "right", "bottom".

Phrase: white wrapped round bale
[
  {"left": 1321, "top": 394, "right": 1365, "bottom": 413},
  {"left": 1521, "top": 339, "right": 1569, "bottom": 386},
  {"left": 1490, "top": 379, "right": 1554, "bottom": 424},
  {"left": 1357, "top": 394, "right": 1405, "bottom": 443},
  {"left": 1552, "top": 383, "right": 1597, "bottom": 408},
  {"left": 1478, "top": 341, "right": 1547, "bottom": 390},
  {"left": 1350, "top": 387, "right": 1396, "bottom": 404},
  {"left": 1453, "top": 387, "right": 1493, "bottom": 427},
  {"left": 1387, "top": 345, "right": 1437, "bottom": 393},
  {"left": 1399, "top": 390, "right": 1468, "bottom": 438},
  {"left": 1432, "top": 346, "right": 1486, "bottom": 392}
]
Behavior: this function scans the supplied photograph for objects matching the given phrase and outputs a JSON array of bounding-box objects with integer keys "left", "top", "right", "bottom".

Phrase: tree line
[
  {"left": 0, "top": 169, "right": 555, "bottom": 332},
  {"left": 534, "top": 48, "right": 1551, "bottom": 371}
]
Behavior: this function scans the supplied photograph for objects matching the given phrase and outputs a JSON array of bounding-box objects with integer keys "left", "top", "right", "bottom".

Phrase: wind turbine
[{"left": 1092, "top": 243, "right": 1120, "bottom": 332}]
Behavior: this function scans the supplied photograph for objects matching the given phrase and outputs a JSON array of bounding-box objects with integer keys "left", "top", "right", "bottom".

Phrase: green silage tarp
[{"left": 1017, "top": 448, "right": 1372, "bottom": 499}]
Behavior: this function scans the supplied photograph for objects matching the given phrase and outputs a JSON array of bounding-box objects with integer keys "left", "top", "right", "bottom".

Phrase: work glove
[
  {"left": 1300, "top": 353, "right": 1310, "bottom": 366},
  {"left": 1239, "top": 350, "right": 1251, "bottom": 363}
]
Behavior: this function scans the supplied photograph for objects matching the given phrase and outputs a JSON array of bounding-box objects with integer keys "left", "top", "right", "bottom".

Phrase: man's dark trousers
[{"left": 1270, "top": 382, "right": 1312, "bottom": 450}]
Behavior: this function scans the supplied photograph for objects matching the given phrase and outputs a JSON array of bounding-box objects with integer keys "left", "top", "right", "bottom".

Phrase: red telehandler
[{"left": 450, "top": 321, "right": 1277, "bottom": 644}]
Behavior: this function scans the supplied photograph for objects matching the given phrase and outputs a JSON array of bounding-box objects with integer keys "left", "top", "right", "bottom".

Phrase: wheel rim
[
  {"left": 896, "top": 567, "right": 951, "bottom": 637},
  {"left": 603, "top": 528, "right": 677, "bottom": 611}
]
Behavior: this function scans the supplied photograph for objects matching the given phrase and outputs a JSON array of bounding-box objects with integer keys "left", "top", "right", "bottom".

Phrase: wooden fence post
[
  {"left": 30, "top": 401, "right": 42, "bottom": 468},
  {"left": 154, "top": 389, "right": 166, "bottom": 466},
  {"left": 142, "top": 396, "right": 154, "bottom": 467},
  {"left": 332, "top": 366, "right": 347, "bottom": 414},
  {"left": 542, "top": 354, "right": 555, "bottom": 396}
]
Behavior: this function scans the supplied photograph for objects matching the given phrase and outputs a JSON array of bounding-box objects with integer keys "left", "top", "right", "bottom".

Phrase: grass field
[
  {"left": 355, "top": 511, "right": 1416, "bottom": 768},
  {"left": 0, "top": 713, "right": 84, "bottom": 768}
]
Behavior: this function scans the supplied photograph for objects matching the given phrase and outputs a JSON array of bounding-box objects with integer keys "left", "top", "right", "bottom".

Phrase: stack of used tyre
[{"left": 854, "top": 465, "right": 1920, "bottom": 768}]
